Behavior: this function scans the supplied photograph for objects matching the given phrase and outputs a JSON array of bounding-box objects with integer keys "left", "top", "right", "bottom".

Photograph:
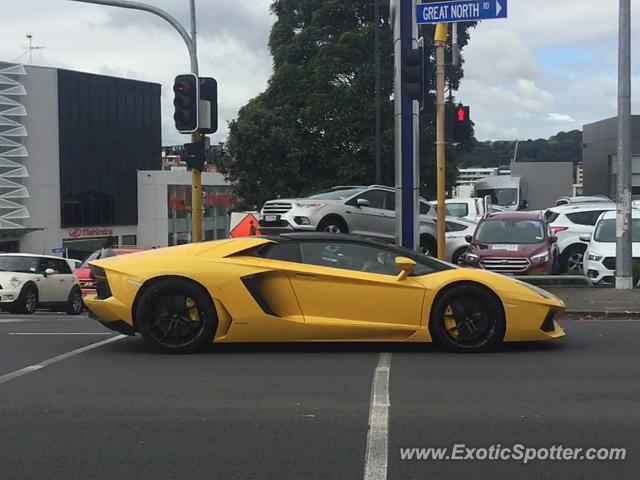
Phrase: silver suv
[{"left": 259, "top": 185, "right": 440, "bottom": 253}]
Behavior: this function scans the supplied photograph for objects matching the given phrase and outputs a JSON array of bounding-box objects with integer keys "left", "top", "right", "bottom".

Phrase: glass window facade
[
  {"left": 167, "top": 185, "right": 233, "bottom": 246},
  {"left": 58, "top": 70, "right": 161, "bottom": 228}
]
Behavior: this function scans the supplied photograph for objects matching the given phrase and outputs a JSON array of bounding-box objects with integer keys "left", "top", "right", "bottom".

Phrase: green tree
[{"left": 215, "top": 0, "right": 475, "bottom": 209}]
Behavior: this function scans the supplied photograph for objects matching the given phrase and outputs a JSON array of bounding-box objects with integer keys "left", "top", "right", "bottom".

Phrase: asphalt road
[{"left": 0, "top": 312, "right": 638, "bottom": 480}]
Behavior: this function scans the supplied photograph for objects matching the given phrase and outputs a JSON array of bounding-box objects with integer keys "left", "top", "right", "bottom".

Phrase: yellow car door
[{"left": 286, "top": 240, "right": 426, "bottom": 340}]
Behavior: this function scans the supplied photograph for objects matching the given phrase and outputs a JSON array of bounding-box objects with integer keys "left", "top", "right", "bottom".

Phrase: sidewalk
[{"left": 546, "top": 287, "right": 640, "bottom": 318}]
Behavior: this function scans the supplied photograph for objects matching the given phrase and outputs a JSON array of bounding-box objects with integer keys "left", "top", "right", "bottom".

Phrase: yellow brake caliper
[
  {"left": 444, "top": 305, "right": 459, "bottom": 338},
  {"left": 186, "top": 297, "right": 200, "bottom": 322}
]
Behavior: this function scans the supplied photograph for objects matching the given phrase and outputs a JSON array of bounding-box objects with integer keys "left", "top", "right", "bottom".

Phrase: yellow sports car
[{"left": 84, "top": 233, "right": 565, "bottom": 353}]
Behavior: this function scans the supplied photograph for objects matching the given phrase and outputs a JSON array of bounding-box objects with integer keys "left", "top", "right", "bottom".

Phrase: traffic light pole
[
  {"left": 70, "top": 0, "right": 203, "bottom": 242},
  {"left": 435, "top": 23, "right": 448, "bottom": 260}
]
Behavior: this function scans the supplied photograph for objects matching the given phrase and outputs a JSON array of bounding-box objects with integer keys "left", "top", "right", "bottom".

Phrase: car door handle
[{"left": 59, "top": 279, "right": 65, "bottom": 282}]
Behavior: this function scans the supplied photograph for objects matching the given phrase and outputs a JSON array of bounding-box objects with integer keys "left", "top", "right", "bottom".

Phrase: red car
[
  {"left": 75, "top": 247, "right": 148, "bottom": 295},
  {"left": 459, "top": 212, "right": 559, "bottom": 275}
]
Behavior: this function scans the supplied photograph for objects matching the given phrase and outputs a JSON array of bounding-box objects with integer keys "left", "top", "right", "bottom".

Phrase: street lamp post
[{"left": 68, "top": 0, "right": 204, "bottom": 242}]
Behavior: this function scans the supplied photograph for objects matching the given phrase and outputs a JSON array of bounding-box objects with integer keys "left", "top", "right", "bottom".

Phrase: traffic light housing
[
  {"left": 402, "top": 47, "right": 424, "bottom": 102},
  {"left": 173, "top": 74, "right": 199, "bottom": 133},
  {"left": 183, "top": 137, "right": 206, "bottom": 171},
  {"left": 198, "top": 77, "right": 218, "bottom": 134},
  {"left": 452, "top": 104, "right": 472, "bottom": 142}
]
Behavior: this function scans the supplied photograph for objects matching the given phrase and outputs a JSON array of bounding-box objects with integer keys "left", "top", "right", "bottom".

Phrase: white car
[
  {"left": 0, "top": 254, "right": 84, "bottom": 315},
  {"left": 429, "top": 198, "right": 487, "bottom": 223},
  {"left": 554, "top": 195, "right": 613, "bottom": 207},
  {"left": 582, "top": 210, "right": 640, "bottom": 285},
  {"left": 544, "top": 203, "right": 616, "bottom": 273},
  {"left": 444, "top": 217, "right": 476, "bottom": 264}
]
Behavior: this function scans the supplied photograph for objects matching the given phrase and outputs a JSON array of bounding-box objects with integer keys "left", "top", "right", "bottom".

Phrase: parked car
[
  {"left": 429, "top": 198, "right": 487, "bottom": 223},
  {"left": 444, "top": 218, "right": 476, "bottom": 264},
  {"left": 0, "top": 253, "right": 83, "bottom": 314},
  {"left": 582, "top": 210, "right": 640, "bottom": 285},
  {"left": 459, "top": 212, "right": 559, "bottom": 275},
  {"left": 259, "top": 185, "right": 441, "bottom": 255},
  {"left": 554, "top": 195, "right": 613, "bottom": 207},
  {"left": 76, "top": 246, "right": 148, "bottom": 295},
  {"left": 544, "top": 203, "right": 616, "bottom": 273}
]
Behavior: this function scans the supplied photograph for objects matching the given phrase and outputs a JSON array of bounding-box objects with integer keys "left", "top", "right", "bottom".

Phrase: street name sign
[{"left": 417, "top": 0, "right": 507, "bottom": 24}]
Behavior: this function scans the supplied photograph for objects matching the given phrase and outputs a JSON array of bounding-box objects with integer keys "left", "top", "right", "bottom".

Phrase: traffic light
[
  {"left": 198, "top": 77, "right": 218, "bottom": 134},
  {"left": 183, "top": 137, "right": 205, "bottom": 171},
  {"left": 455, "top": 105, "right": 470, "bottom": 125},
  {"left": 452, "top": 104, "right": 471, "bottom": 142},
  {"left": 402, "top": 47, "right": 424, "bottom": 102},
  {"left": 173, "top": 74, "right": 199, "bottom": 133}
]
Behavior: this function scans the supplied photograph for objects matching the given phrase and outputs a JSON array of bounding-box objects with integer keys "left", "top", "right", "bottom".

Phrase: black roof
[{"left": 262, "top": 232, "right": 393, "bottom": 245}]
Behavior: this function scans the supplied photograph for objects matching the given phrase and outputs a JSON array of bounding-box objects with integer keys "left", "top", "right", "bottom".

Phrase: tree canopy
[
  {"left": 458, "top": 130, "right": 583, "bottom": 168},
  {"left": 215, "top": 1, "right": 475, "bottom": 209}
]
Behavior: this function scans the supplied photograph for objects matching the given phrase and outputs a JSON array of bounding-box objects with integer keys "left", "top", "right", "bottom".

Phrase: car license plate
[{"left": 264, "top": 215, "right": 279, "bottom": 222}]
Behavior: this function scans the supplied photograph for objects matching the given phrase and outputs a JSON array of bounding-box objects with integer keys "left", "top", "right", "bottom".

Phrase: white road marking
[
  {"left": 0, "top": 319, "right": 24, "bottom": 323},
  {"left": 0, "top": 335, "right": 126, "bottom": 386},
  {"left": 364, "top": 352, "right": 392, "bottom": 480},
  {"left": 7, "top": 332, "right": 113, "bottom": 336}
]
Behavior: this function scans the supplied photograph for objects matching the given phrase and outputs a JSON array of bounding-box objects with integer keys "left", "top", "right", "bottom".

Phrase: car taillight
[{"left": 551, "top": 226, "right": 568, "bottom": 234}]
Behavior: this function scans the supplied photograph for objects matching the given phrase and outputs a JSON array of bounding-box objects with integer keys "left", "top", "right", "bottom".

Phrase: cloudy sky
[{"left": 1, "top": 0, "right": 638, "bottom": 144}]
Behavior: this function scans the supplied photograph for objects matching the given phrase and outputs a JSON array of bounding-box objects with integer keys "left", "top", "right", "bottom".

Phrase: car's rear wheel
[
  {"left": 135, "top": 278, "right": 218, "bottom": 354},
  {"left": 420, "top": 235, "right": 437, "bottom": 257},
  {"left": 12, "top": 284, "right": 38, "bottom": 315},
  {"left": 430, "top": 284, "right": 505, "bottom": 353},
  {"left": 65, "top": 287, "right": 84, "bottom": 315}
]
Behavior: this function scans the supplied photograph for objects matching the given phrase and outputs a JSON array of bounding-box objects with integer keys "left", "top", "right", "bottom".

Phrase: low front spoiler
[{"left": 87, "top": 309, "right": 136, "bottom": 336}]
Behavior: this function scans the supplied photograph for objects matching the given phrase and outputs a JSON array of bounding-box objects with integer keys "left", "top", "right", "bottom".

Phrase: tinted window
[
  {"left": 446, "top": 221, "right": 468, "bottom": 233},
  {"left": 352, "top": 190, "right": 386, "bottom": 209},
  {"left": 445, "top": 203, "right": 469, "bottom": 218},
  {"left": 384, "top": 192, "right": 395, "bottom": 211},
  {"left": 475, "top": 220, "right": 545, "bottom": 244},
  {"left": 53, "top": 259, "right": 72, "bottom": 274},
  {"left": 420, "top": 202, "right": 432, "bottom": 215},
  {"left": 567, "top": 210, "right": 608, "bottom": 226},
  {"left": 299, "top": 242, "right": 400, "bottom": 275},
  {"left": 260, "top": 243, "right": 301, "bottom": 262},
  {"left": 0, "top": 256, "right": 39, "bottom": 274},
  {"left": 545, "top": 211, "right": 560, "bottom": 223}
]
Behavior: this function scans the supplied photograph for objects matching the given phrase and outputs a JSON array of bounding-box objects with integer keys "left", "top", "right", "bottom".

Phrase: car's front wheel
[
  {"left": 317, "top": 216, "right": 348, "bottom": 234},
  {"left": 12, "top": 284, "right": 38, "bottom": 314},
  {"left": 430, "top": 284, "right": 505, "bottom": 352},
  {"left": 65, "top": 287, "right": 84, "bottom": 315},
  {"left": 135, "top": 278, "right": 218, "bottom": 354}
]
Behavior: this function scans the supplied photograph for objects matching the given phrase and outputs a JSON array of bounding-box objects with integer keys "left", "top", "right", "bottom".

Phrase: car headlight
[
  {"left": 464, "top": 252, "right": 479, "bottom": 262},
  {"left": 531, "top": 252, "right": 549, "bottom": 263},
  {"left": 7, "top": 277, "right": 21, "bottom": 288},
  {"left": 586, "top": 252, "right": 603, "bottom": 262},
  {"left": 294, "top": 203, "right": 326, "bottom": 209}
]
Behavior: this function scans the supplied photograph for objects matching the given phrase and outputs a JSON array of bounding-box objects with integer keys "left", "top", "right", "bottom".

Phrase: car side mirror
[
  {"left": 395, "top": 256, "right": 416, "bottom": 281},
  {"left": 356, "top": 198, "right": 370, "bottom": 208},
  {"left": 44, "top": 268, "right": 55, "bottom": 276},
  {"left": 579, "top": 234, "right": 592, "bottom": 242},
  {"left": 519, "top": 200, "right": 528, "bottom": 210},
  {"left": 550, "top": 236, "right": 558, "bottom": 243},
  {"left": 465, "top": 235, "right": 473, "bottom": 244}
]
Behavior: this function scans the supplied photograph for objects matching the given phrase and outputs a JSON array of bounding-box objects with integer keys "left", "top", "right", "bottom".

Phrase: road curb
[{"left": 563, "top": 310, "right": 640, "bottom": 319}]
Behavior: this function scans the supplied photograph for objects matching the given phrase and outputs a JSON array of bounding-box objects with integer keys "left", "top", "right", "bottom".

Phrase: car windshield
[
  {"left": 80, "top": 248, "right": 129, "bottom": 268},
  {"left": 0, "top": 256, "right": 39, "bottom": 273},
  {"left": 476, "top": 188, "right": 518, "bottom": 206},
  {"left": 308, "top": 188, "right": 364, "bottom": 200},
  {"left": 594, "top": 218, "right": 640, "bottom": 242},
  {"left": 475, "top": 219, "right": 545, "bottom": 244}
]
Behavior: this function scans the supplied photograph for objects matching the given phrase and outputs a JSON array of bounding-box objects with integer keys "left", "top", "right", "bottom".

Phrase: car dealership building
[{"left": 0, "top": 62, "right": 231, "bottom": 260}]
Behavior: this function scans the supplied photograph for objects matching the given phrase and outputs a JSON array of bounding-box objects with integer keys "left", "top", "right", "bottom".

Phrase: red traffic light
[
  {"left": 454, "top": 105, "right": 470, "bottom": 125},
  {"left": 457, "top": 107, "right": 466, "bottom": 122}
]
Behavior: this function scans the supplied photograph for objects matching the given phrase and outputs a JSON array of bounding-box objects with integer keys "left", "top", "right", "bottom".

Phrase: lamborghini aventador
[{"left": 84, "top": 233, "right": 566, "bottom": 353}]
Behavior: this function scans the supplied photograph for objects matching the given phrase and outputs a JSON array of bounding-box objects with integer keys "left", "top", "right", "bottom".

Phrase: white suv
[
  {"left": 545, "top": 203, "right": 616, "bottom": 273},
  {"left": 582, "top": 210, "right": 640, "bottom": 285},
  {"left": 0, "top": 254, "right": 83, "bottom": 315}
]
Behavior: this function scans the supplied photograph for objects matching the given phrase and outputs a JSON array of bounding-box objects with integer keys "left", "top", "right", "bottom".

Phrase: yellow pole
[
  {"left": 435, "top": 23, "right": 448, "bottom": 260},
  {"left": 191, "top": 131, "right": 202, "bottom": 243}
]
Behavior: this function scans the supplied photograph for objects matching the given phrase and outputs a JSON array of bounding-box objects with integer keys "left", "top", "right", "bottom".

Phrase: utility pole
[
  {"left": 435, "top": 23, "right": 447, "bottom": 260},
  {"left": 374, "top": 0, "right": 382, "bottom": 185},
  {"left": 392, "top": 0, "right": 420, "bottom": 251},
  {"left": 69, "top": 0, "right": 203, "bottom": 243},
  {"left": 616, "top": 0, "right": 632, "bottom": 289}
]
